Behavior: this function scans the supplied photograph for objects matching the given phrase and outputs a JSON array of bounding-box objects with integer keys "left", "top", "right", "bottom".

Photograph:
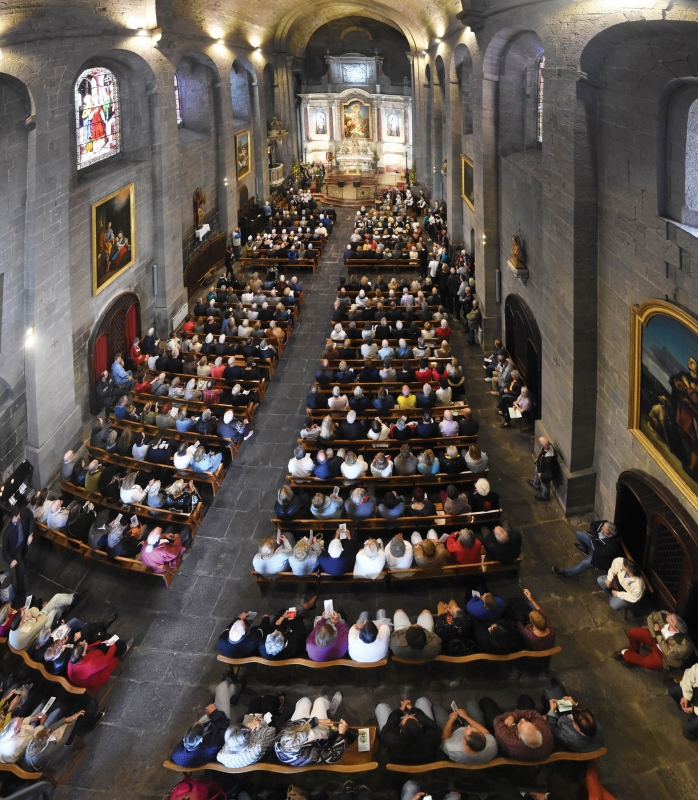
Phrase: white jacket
[
  {"left": 605, "top": 557, "right": 645, "bottom": 603},
  {"left": 348, "top": 624, "right": 391, "bottom": 663},
  {"left": 353, "top": 548, "right": 386, "bottom": 580}
]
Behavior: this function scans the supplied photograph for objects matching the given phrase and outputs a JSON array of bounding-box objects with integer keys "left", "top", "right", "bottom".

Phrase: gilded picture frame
[
  {"left": 341, "top": 99, "right": 372, "bottom": 140},
  {"left": 629, "top": 299, "right": 698, "bottom": 511},
  {"left": 461, "top": 155, "right": 474, "bottom": 211},
  {"left": 92, "top": 183, "right": 135, "bottom": 296},
  {"left": 235, "top": 130, "right": 251, "bottom": 180}
]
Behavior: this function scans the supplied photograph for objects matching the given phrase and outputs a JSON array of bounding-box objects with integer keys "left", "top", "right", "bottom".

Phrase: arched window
[
  {"left": 536, "top": 56, "right": 545, "bottom": 143},
  {"left": 174, "top": 73, "right": 183, "bottom": 125},
  {"left": 687, "top": 98, "right": 698, "bottom": 214},
  {"left": 75, "top": 67, "right": 121, "bottom": 169}
]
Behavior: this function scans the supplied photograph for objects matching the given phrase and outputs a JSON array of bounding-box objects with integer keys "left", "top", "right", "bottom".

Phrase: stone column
[
  {"left": 407, "top": 53, "right": 428, "bottom": 188},
  {"left": 446, "top": 75, "right": 464, "bottom": 246},
  {"left": 212, "top": 79, "right": 231, "bottom": 235},
  {"left": 147, "top": 69, "right": 187, "bottom": 334},
  {"left": 23, "top": 94, "right": 82, "bottom": 485}
]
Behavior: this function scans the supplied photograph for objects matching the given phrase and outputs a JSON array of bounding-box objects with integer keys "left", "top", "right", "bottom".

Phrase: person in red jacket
[
  {"left": 68, "top": 636, "right": 133, "bottom": 693},
  {"left": 129, "top": 338, "right": 147, "bottom": 367},
  {"left": 445, "top": 528, "right": 482, "bottom": 564}
]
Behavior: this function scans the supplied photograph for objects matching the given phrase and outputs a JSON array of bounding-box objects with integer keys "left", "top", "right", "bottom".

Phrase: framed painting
[
  {"left": 342, "top": 99, "right": 371, "bottom": 140},
  {"left": 461, "top": 155, "right": 474, "bottom": 211},
  {"left": 629, "top": 299, "right": 698, "bottom": 511},
  {"left": 92, "top": 183, "right": 135, "bottom": 296},
  {"left": 236, "top": 131, "right": 251, "bottom": 180}
]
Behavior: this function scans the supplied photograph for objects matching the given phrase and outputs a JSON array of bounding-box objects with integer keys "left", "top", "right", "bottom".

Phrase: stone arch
[
  {"left": 340, "top": 26, "right": 373, "bottom": 41},
  {"left": 88, "top": 291, "right": 141, "bottom": 413},
  {"left": 659, "top": 77, "right": 698, "bottom": 227}
]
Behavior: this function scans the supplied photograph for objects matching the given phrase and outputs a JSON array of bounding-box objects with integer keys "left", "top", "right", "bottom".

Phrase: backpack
[
  {"left": 0, "top": 573, "right": 14, "bottom": 604},
  {"left": 168, "top": 777, "right": 226, "bottom": 800}
]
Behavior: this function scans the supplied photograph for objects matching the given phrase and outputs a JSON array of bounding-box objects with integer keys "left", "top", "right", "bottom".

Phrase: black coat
[
  {"left": 381, "top": 708, "right": 441, "bottom": 765},
  {"left": 481, "top": 528, "right": 522, "bottom": 565},
  {"left": 588, "top": 520, "right": 624, "bottom": 571}
]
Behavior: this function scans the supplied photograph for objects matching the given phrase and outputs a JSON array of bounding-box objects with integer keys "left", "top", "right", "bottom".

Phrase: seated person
[
  {"left": 310, "top": 490, "right": 343, "bottom": 520},
  {"left": 385, "top": 534, "right": 413, "bottom": 571},
  {"left": 68, "top": 634, "right": 133, "bottom": 693},
  {"left": 441, "top": 484, "right": 472, "bottom": 515},
  {"left": 470, "top": 478, "right": 500, "bottom": 512},
  {"left": 473, "top": 617, "right": 520, "bottom": 655},
  {"left": 378, "top": 490, "right": 405, "bottom": 521},
  {"left": 371, "top": 452, "right": 393, "bottom": 478},
  {"left": 437, "top": 701, "right": 498, "bottom": 765},
  {"left": 9, "top": 592, "right": 80, "bottom": 651},
  {"left": 274, "top": 693, "right": 352, "bottom": 767},
  {"left": 467, "top": 592, "right": 505, "bottom": 622},
  {"left": 306, "top": 609, "right": 350, "bottom": 661},
  {"left": 552, "top": 519, "right": 622, "bottom": 578},
  {"left": 314, "top": 448, "right": 344, "bottom": 479},
  {"left": 394, "top": 444, "right": 418, "bottom": 475},
  {"left": 275, "top": 485, "right": 309, "bottom": 520},
  {"left": 542, "top": 679, "right": 605, "bottom": 753},
  {"left": 478, "top": 694, "right": 554, "bottom": 762},
  {"left": 339, "top": 411, "right": 367, "bottom": 441},
  {"left": 446, "top": 528, "right": 482, "bottom": 564},
  {"left": 216, "top": 695, "right": 281, "bottom": 768},
  {"left": 613, "top": 610, "right": 692, "bottom": 671},
  {"left": 318, "top": 530, "right": 358, "bottom": 576},
  {"left": 440, "top": 445, "right": 466, "bottom": 474},
  {"left": 218, "top": 612, "right": 264, "bottom": 659},
  {"left": 416, "top": 411, "right": 440, "bottom": 438},
  {"left": 288, "top": 535, "right": 323, "bottom": 577},
  {"left": 341, "top": 451, "right": 369, "bottom": 480},
  {"left": 464, "top": 444, "right": 488, "bottom": 473},
  {"left": 140, "top": 528, "right": 185, "bottom": 574},
  {"left": 353, "top": 538, "right": 386, "bottom": 580},
  {"left": 258, "top": 597, "right": 316, "bottom": 660},
  {"left": 439, "top": 410, "right": 460, "bottom": 437},
  {"left": 518, "top": 589, "right": 556, "bottom": 651},
  {"left": 306, "top": 385, "right": 327, "bottom": 409},
  {"left": 252, "top": 534, "right": 294, "bottom": 577},
  {"left": 390, "top": 609, "right": 441, "bottom": 661},
  {"left": 410, "top": 531, "right": 450, "bottom": 569},
  {"left": 389, "top": 417, "right": 415, "bottom": 441},
  {"left": 481, "top": 525, "right": 522, "bottom": 564},
  {"left": 668, "top": 663, "right": 698, "bottom": 741},
  {"left": 348, "top": 611, "right": 391, "bottom": 663},
  {"left": 169, "top": 679, "right": 242, "bottom": 767},
  {"left": 344, "top": 486, "right": 375, "bottom": 519},
  {"left": 376, "top": 697, "right": 441, "bottom": 764},
  {"left": 288, "top": 446, "right": 315, "bottom": 479},
  {"left": 404, "top": 487, "right": 436, "bottom": 517},
  {"left": 597, "top": 557, "right": 645, "bottom": 612}
]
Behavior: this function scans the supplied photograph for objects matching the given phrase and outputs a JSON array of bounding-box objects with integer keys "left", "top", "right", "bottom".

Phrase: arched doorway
[
  {"left": 88, "top": 292, "right": 141, "bottom": 413},
  {"left": 614, "top": 470, "right": 698, "bottom": 640},
  {"left": 504, "top": 294, "right": 541, "bottom": 419}
]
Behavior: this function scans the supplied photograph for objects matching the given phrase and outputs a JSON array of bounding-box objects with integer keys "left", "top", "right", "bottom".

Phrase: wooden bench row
[
  {"left": 306, "top": 402, "right": 468, "bottom": 420},
  {"left": 295, "top": 435, "right": 477, "bottom": 452},
  {"left": 132, "top": 391, "right": 256, "bottom": 422},
  {"left": 284, "top": 469, "right": 489, "bottom": 493},
  {"left": 241, "top": 257, "right": 318, "bottom": 274}
]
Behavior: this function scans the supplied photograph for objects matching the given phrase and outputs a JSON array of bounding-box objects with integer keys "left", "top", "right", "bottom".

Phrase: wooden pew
[
  {"left": 345, "top": 259, "right": 415, "bottom": 274},
  {"left": 271, "top": 508, "right": 501, "bottom": 532},
  {"left": 241, "top": 257, "right": 317, "bottom": 274},
  {"left": 295, "top": 436, "right": 477, "bottom": 454},
  {"left": 284, "top": 470, "right": 489, "bottom": 493},
  {"left": 385, "top": 747, "right": 608, "bottom": 772},
  {"left": 86, "top": 445, "right": 224, "bottom": 496},
  {"left": 32, "top": 517, "right": 186, "bottom": 587},
  {"left": 60, "top": 480, "right": 203, "bottom": 530},
  {"left": 131, "top": 391, "right": 256, "bottom": 423},
  {"left": 0, "top": 738, "right": 87, "bottom": 787},
  {"left": 217, "top": 654, "right": 388, "bottom": 675},
  {"left": 162, "top": 725, "right": 379, "bottom": 774},
  {"left": 305, "top": 403, "right": 468, "bottom": 420},
  {"left": 144, "top": 367, "right": 269, "bottom": 402}
]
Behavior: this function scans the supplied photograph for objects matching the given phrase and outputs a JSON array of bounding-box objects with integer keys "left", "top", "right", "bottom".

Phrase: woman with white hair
[
  {"left": 320, "top": 414, "right": 336, "bottom": 442},
  {"left": 139, "top": 527, "right": 185, "bottom": 573},
  {"left": 353, "top": 538, "right": 386, "bottom": 580},
  {"left": 120, "top": 471, "right": 146, "bottom": 504},
  {"left": 217, "top": 709, "right": 277, "bottom": 769},
  {"left": 168, "top": 376, "right": 184, "bottom": 399},
  {"left": 252, "top": 534, "right": 293, "bottom": 577},
  {"left": 274, "top": 693, "right": 347, "bottom": 767},
  {"left": 218, "top": 611, "right": 263, "bottom": 658},
  {"left": 470, "top": 478, "right": 500, "bottom": 513},
  {"left": 341, "top": 451, "right": 368, "bottom": 479},
  {"left": 196, "top": 357, "right": 211, "bottom": 378},
  {"left": 371, "top": 452, "right": 393, "bottom": 478},
  {"left": 356, "top": 289, "right": 368, "bottom": 308},
  {"left": 146, "top": 479, "right": 164, "bottom": 508},
  {"left": 184, "top": 377, "right": 202, "bottom": 401},
  {"left": 191, "top": 445, "right": 223, "bottom": 473},
  {"left": 330, "top": 323, "right": 347, "bottom": 341}
]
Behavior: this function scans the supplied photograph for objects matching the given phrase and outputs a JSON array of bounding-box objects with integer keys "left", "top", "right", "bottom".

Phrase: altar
[{"left": 299, "top": 52, "right": 412, "bottom": 184}]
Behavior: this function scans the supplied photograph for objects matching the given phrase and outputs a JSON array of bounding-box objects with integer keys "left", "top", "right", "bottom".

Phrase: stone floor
[{"left": 11, "top": 207, "right": 698, "bottom": 798}]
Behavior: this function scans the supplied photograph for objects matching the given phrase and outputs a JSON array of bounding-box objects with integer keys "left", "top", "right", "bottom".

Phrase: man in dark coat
[
  {"left": 527, "top": 436, "right": 558, "bottom": 501},
  {"left": 553, "top": 520, "right": 623, "bottom": 577},
  {"left": 377, "top": 699, "right": 441, "bottom": 765},
  {"left": 2, "top": 503, "right": 34, "bottom": 601},
  {"left": 480, "top": 526, "right": 522, "bottom": 565}
]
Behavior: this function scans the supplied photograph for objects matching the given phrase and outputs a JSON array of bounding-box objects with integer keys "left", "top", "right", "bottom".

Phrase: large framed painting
[
  {"left": 629, "top": 299, "right": 698, "bottom": 511},
  {"left": 236, "top": 131, "right": 251, "bottom": 180},
  {"left": 461, "top": 155, "right": 474, "bottom": 211},
  {"left": 92, "top": 183, "right": 135, "bottom": 296},
  {"left": 342, "top": 99, "right": 371, "bottom": 139}
]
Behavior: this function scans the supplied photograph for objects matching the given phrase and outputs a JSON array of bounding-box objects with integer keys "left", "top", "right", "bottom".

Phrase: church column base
[
  {"left": 555, "top": 459, "right": 596, "bottom": 516},
  {"left": 26, "top": 405, "right": 83, "bottom": 488}
]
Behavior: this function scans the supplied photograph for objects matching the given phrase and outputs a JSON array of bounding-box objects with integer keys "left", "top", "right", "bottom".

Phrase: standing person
[
  {"left": 2, "top": 503, "right": 34, "bottom": 602},
  {"left": 527, "top": 436, "right": 558, "bottom": 502},
  {"left": 232, "top": 227, "right": 242, "bottom": 265}
]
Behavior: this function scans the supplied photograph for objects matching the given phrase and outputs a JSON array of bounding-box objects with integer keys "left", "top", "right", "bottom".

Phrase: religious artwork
[
  {"left": 461, "top": 155, "right": 474, "bottom": 211},
  {"left": 387, "top": 112, "right": 400, "bottom": 137},
  {"left": 75, "top": 66, "right": 121, "bottom": 170},
  {"left": 236, "top": 131, "right": 251, "bottom": 180},
  {"left": 342, "top": 100, "right": 371, "bottom": 140},
  {"left": 343, "top": 64, "right": 367, "bottom": 83},
  {"left": 629, "top": 300, "right": 698, "bottom": 511},
  {"left": 315, "top": 110, "right": 327, "bottom": 135},
  {"left": 193, "top": 187, "right": 206, "bottom": 230},
  {"left": 174, "top": 73, "right": 182, "bottom": 125},
  {"left": 508, "top": 235, "right": 524, "bottom": 269},
  {"left": 92, "top": 184, "right": 135, "bottom": 295}
]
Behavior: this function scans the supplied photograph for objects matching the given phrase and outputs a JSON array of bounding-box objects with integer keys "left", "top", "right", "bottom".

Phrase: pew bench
[
  {"left": 162, "top": 725, "right": 378, "bottom": 774},
  {"left": 385, "top": 747, "right": 608, "bottom": 772}
]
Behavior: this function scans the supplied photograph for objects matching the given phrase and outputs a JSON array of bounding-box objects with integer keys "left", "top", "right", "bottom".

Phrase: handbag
[{"left": 168, "top": 777, "right": 226, "bottom": 800}]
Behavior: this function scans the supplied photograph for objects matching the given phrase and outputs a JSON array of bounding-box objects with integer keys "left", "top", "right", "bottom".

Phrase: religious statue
[
  {"left": 193, "top": 188, "right": 206, "bottom": 230},
  {"left": 267, "top": 117, "right": 288, "bottom": 138},
  {"left": 442, "top": 156, "right": 448, "bottom": 174},
  {"left": 508, "top": 234, "right": 524, "bottom": 269}
]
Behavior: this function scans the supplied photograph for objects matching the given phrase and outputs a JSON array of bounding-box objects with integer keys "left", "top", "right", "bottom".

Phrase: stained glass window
[
  {"left": 537, "top": 56, "right": 545, "bottom": 144},
  {"left": 75, "top": 67, "right": 121, "bottom": 169},
  {"left": 174, "top": 73, "right": 182, "bottom": 125}
]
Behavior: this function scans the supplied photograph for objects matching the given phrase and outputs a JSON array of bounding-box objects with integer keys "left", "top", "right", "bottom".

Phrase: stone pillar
[
  {"left": 147, "top": 70, "right": 187, "bottom": 334},
  {"left": 446, "top": 75, "right": 464, "bottom": 246},
  {"left": 281, "top": 55, "right": 300, "bottom": 161},
  {"left": 407, "top": 53, "right": 428, "bottom": 188},
  {"left": 212, "top": 79, "right": 231, "bottom": 236},
  {"left": 477, "top": 73, "right": 502, "bottom": 347},
  {"left": 23, "top": 96, "right": 82, "bottom": 485}
]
